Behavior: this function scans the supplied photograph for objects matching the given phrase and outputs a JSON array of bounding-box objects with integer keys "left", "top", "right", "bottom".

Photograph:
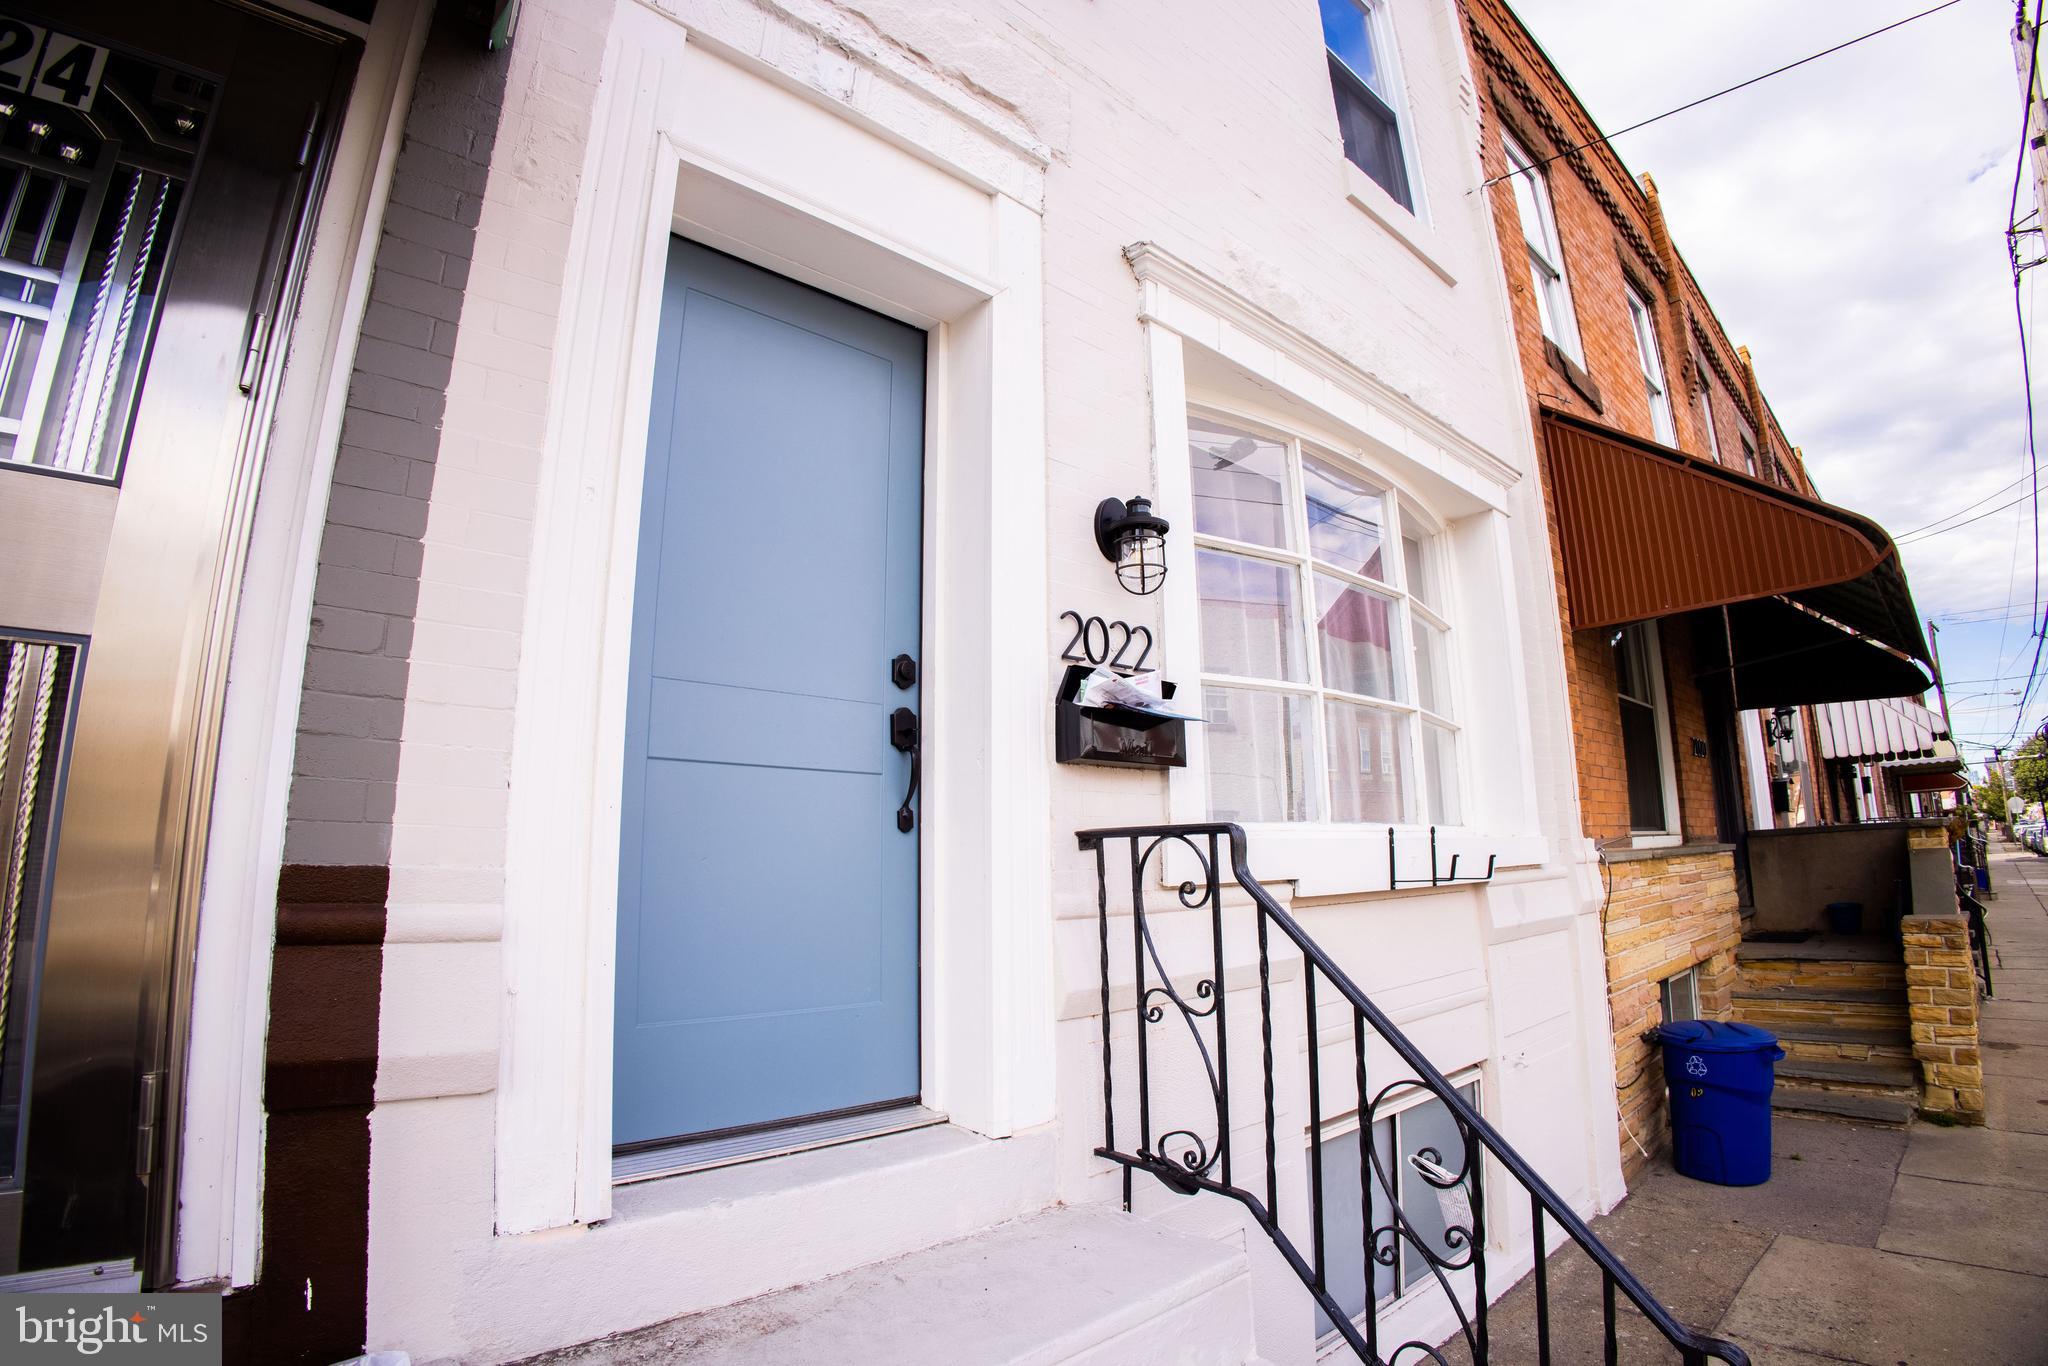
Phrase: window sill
[
  {"left": 1342, "top": 161, "right": 1456, "bottom": 286},
  {"left": 1175, "top": 823, "right": 1549, "bottom": 899},
  {"left": 1601, "top": 839, "right": 1734, "bottom": 865},
  {"left": 1544, "top": 338, "right": 1602, "bottom": 412}
]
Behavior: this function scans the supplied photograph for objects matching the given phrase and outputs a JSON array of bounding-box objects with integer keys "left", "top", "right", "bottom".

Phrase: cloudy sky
[{"left": 1510, "top": 0, "right": 2035, "bottom": 770}]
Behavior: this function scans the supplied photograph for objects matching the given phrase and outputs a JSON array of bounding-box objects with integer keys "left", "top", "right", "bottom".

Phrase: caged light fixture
[{"left": 1093, "top": 495, "right": 1170, "bottom": 596}]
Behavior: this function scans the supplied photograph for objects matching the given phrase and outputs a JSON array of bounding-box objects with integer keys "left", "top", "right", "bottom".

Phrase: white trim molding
[
  {"left": 1130, "top": 246, "right": 1548, "bottom": 897},
  {"left": 495, "top": 1, "right": 1052, "bottom": 1236},
  {"left": 1125, "top": 241, "right": 1520, "bottom": 501}
]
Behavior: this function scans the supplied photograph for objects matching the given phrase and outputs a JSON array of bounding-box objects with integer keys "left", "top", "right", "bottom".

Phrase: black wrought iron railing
[
  {"left": 1962, "top": 893, "right": 1995, "bottom": 998},
  {"left": 1078, "top": 822, "right": 1748, "bottom": 1366}
]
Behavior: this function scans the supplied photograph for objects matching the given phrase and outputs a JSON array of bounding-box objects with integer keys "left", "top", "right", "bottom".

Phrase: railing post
[
  {"left": 1257, "top": 904, "right": 1276, "bottom": 1221},
  {"left": 1093, "top": 840, "right": 1117, "bottom": 1203},
  {"left": 1129, "top": 841, "right": 1152, "bottom": 1173},
  {"left": 1209, "top": 831, "right": 1232, "bottom": 1189},
  {"left": 1602, "top": 1271, "right": 1617, "bottom": 1365},
  {"left": 1354, "top": 1008, "right": 1377, "bottom": 1362},
  {"left": 1469, "top": 1125, "right": 1487, "bottom": 1362},
  {"left": 1305, "top": 962, "right": 1324, "bottom": 1296}
]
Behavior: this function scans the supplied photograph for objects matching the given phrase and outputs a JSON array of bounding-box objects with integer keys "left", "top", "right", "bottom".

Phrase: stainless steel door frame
[
  {"left": 0, "top": 631, "right": 84, "bottom": 1278},
  {"left": 1, "top": 1, "right": 356, "bottom": 1285}
]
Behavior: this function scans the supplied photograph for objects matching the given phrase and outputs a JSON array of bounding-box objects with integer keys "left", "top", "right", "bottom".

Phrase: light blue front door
[{"left": 614, "top": 239, "right": 925, "bottom": 1146}]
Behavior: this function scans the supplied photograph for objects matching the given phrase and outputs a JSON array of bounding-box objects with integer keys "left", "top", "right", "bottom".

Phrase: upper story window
[
  {"left": 1188, "top": 415, "right": 1459, "bottom": 829},
  {"left": 1502, "top": 133, "right": 1580, "bottom": 363},
  {"left": 1692, "top": 356, "right": 1724, "bottom": 465},
  {"left": 1626, "top": 285, "right": 1676, "bottom": 446},
  {"left": 1738, "top": 432, "right": 1759, "bottom": 478},
  {"left": 1321, "top": 0, "right": 1414, "bottom": 211}
]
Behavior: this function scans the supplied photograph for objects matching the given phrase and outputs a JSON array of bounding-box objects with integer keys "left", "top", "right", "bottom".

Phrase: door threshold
[
  {"left": 612, "top": 1102, "right": 947, "bottom": 1185},
  {"left": 0, "top": 1261, "right": 141, "bottom": 1293}
]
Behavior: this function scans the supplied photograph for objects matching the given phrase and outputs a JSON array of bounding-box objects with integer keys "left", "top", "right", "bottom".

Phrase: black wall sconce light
[
  {"left": 1094, "top": 495, "right": 1170, "bottom": 596},
  {"left": 1764, "top": 705, "right": 1798, "bottom": 745}
]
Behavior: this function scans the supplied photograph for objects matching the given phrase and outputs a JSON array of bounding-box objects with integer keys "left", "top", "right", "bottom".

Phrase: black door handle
[{"left": 890, "top": 706, "right": 919, "bottom": 833}]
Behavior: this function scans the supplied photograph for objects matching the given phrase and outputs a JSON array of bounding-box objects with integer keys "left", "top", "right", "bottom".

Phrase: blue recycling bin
[{"left": 1654, "top": 1021, "right": 1785, "bottom": 1186}]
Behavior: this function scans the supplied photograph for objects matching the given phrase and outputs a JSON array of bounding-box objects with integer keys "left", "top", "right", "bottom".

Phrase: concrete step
[
  {"left": 1772, "top": 1084, "right": 1916, "bottom": 1127},
  {"left": 472, "top": 1125, "right": 1062, "bottom": 1362},
  {"left": 517, "top": 1205, "right": 1259, "bottom": 1366},
  {"left": 1775, "top": 1056, "right": 1920, "bottom": 1091}
]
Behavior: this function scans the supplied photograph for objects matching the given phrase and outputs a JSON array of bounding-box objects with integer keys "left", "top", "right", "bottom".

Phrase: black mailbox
[{"left": 1055, "top": 663, "right": 1188, "bottom": 769}]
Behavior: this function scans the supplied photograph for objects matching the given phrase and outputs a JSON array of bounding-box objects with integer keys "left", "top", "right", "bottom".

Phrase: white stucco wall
[{"left": 347, "top": 1, "right": 1615, "bottom": 1361}]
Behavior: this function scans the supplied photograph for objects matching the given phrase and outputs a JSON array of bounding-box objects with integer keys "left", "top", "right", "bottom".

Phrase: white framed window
[
  {"left": 1312, "top": 1076, "right": 1481, "bottom": 1339},
  {"left": 1188, "top": 413, "right": 1460, "bottom": 829},
  {"left": 1613, "top": 620, "right": 1678, "bottom": 840},
  {"left": 1659, "top": 966, "right": 1701, "bottom": 1024},
  {"left": 1737, "top": 432, "right": 1758, "bottom": 478},
  {"left": 1321, "top": 0, "right": 1415, "bottom": 211},
  {"left": 1692, "top": 356, "right": 1723, "bottom": 465},
  {"left": 1502, "top": 133, "right": 1580, "bottom": 364},
  {"left": 1625, "top": 284, "right": 1675, "bottom": 445}
]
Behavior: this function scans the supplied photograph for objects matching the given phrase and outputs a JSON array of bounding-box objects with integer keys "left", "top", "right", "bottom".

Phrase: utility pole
[
  {"left": 2016, "top": 2, "right": 2048, "bottom": 260},
  {"left": 1928, "top": 620, "right": 1956, "bottom": 739}
]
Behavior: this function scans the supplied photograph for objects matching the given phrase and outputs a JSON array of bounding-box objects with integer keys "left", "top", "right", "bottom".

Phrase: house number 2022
[{"left": 1057, "top": 611, "right": 1153, "bottom": 672}]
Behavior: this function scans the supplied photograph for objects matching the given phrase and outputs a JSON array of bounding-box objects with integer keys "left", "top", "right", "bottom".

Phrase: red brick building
[{"left": 1462, "top": 0, "right": 1938, "bottom": 1176}]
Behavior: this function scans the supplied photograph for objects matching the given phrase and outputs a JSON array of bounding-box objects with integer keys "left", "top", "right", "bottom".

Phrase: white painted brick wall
[
  {"left": 383, "top": 0, "right": 617, "bottom": 906},
  {"left": 283, "top": 7, "right": 514, "bottom": 868},
  {"left": 356, "top": 1, "right": 1599, "bottom": 1359}
]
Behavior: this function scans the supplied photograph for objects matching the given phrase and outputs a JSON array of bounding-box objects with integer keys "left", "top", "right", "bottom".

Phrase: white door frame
[{"left": 495, "top": 7, "right": 1053, "bottom": 1235}]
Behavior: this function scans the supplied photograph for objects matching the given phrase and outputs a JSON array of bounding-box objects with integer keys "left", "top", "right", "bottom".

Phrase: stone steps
[
  {"left": 1771, "top": 1084, "right": 1916, "bottom": 1127},
  {"left": 1766, "top": 1022, "right": 1916, "bottom": 1067},
  {"left": 1736, "top": 961, "right": 1906, "bottom": 993},
  {"left": 1734, "top": 995, "right": 1908, "bottom": 1036},
  {"left": 1774, "top": 1056, "right": 1919, "bottom": 1091},
  {"left": 1735, "top": 985, "right": 1902, "bottom": 1006}
]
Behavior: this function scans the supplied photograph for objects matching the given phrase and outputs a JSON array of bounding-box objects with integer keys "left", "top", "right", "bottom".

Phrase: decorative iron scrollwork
[{"left": 1076, "top": 820, "right": 1751, "bottom": 1366}]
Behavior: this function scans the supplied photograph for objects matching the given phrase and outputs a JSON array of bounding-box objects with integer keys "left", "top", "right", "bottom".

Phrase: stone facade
[
  {"left": 1902, "top": 913, "right": 1986, "bottom": 1123},
  {"left": 1601, "top": 849, "right": 1741, "bottom": 1180}
]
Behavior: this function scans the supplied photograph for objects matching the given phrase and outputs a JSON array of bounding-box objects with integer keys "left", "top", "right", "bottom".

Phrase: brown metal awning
[{"left": 1541, "top": 410, "right": 1932, "bottom": 707}]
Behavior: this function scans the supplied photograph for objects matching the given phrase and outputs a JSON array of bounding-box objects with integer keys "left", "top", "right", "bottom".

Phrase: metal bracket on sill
[{"left": 1388, "top": 825, "right": 1498, "bottom": 889}]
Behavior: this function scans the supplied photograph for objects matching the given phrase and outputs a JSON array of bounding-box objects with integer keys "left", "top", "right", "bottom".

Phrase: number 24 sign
[{"left": 0, "top": 20, "right": 109, "bottom": 113}]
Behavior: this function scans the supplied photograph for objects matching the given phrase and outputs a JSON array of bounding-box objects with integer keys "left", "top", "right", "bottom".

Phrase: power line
[
  {"left": 1476, "top": 1, "right": 1966, "bottom": 191},
  {"left": 1896, "top": 486, "right": 2038, "bottom": 544},
  {"left": 1940, "top": 605, "right": 2045, "bottom": 624},
  {"left": 1893, "top": 460, "right": 2048, "bottom": 540}
]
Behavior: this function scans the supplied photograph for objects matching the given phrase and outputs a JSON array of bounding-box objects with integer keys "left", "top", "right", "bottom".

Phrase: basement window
[
  {"left": 1312, "top": 1078, "right": 1482, "bottom": 1340},
  {"left": 1660, "top": 966, "right": 1701, "bottom": 1024},
  {"left": 1321, "top": 0, "right": 1414, "bottom": 211}
]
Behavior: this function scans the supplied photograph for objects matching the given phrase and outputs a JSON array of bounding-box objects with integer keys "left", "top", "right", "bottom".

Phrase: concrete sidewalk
[{"left": 1462, "top": 839, "right": 2048, "bottom": 1364}]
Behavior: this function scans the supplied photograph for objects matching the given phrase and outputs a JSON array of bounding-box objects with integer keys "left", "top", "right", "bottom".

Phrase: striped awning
[
  {"left": 1816, "top": 697, "right": 1949, "bottom": 762},
  {"left": 1540, "top": 411, "right": 1931, "bottom": 686}
]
